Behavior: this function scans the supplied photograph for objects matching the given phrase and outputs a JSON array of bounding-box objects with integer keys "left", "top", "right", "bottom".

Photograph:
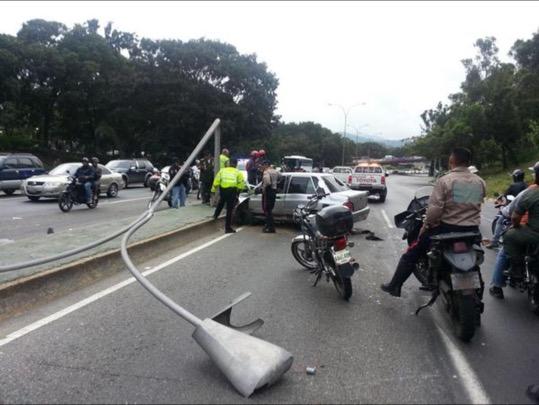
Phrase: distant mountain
[{"left": 342, "top": 132, "right": 406, "bottom": 148}]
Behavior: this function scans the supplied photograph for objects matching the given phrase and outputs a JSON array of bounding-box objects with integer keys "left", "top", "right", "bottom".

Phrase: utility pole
[{"left": 328, "top": 102, "right": 366, "bottom": 166}]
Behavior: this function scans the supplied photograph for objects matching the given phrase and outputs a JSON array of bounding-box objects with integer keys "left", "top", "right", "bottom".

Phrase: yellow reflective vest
[
  {"left": 219, "top": 154, "right": 230, "bottom": 170},
  {"left": 211, "top": 167, "right": 245, "bottom": 192}
]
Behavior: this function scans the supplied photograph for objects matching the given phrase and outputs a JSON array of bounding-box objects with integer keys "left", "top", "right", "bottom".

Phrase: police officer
[
  {"left": 503, "top": 161, "right": 539, "bottom": 280},
  {"left": 381, "top": 148, "right": 486, "bottom": 297},
  {"left": 260, "top": 160, "right": 280, "bottom": 233},
  {"left": 219, "top": 148, "right": 230, "bottom": 170},
  {"left": 211, "top": 158, "right": 245, "bottom": 233}
]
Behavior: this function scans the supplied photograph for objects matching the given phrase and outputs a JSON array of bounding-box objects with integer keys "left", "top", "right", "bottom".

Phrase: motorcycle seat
[{"left": 430, "top": 231, "right": 481, "bottom": 241}]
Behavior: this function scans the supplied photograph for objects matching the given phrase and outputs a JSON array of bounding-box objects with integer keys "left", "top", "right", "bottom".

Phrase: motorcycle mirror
[{"left": 316, "top": 187, "right": 326, "bottom": 197}]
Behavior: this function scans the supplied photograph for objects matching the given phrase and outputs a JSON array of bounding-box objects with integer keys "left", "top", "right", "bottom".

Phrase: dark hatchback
[
  {"left": 0, "top": 153, "right": 47, "bottom": 195},
  {"left": 105, "top": 159, "right": 154, "bottom": 188}
]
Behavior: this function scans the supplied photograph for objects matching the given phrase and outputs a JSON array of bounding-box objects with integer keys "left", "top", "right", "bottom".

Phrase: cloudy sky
[{"left": 1, "top": 1, "right": 538, "bottom": 140}]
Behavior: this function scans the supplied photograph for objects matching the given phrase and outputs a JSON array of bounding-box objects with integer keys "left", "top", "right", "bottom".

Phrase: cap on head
[
  {"left": 82, "top": 157, "right": 89, "bottom": 163},
  {"left": 468, "top": 165, "right": 478, "bottom": 174}
]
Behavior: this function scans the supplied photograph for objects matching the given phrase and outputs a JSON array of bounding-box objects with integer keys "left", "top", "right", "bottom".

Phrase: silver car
[
  {"left": 241, "top": 172, "right": 370, "bottom": 223},
  {"left": 21, "top": 162, "right": 125, "bottom": 201}
]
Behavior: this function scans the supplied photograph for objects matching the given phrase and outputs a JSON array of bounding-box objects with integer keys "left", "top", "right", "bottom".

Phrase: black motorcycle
[
  {"left": 58, "top": 177, "right": 98, "bottom": 212},
  {"left": 504, "top": 245, "right": 539, "bottom": 315},
  {"left": 291, "top": 189, "right": 359, "bottom": 300},
  {"left": 395, "top": 186, "right": 485, "bottom": 341}
]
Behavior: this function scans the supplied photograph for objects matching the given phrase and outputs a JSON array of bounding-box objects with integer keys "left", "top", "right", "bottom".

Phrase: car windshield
[
  {"left": 323, "top": 175, "right": 349, "bottom": 192},
  {"left": 237, "top": 160, "right": 247, "bottom": 170},
  {"left": 355, "top": 166, "right": 382, "bottom": 173},
  {"left": 49, "top": 163, "right": 81, "bottom": 175},
  {"left": 107, "top": 161, "right": 131, "bottom": 169}
]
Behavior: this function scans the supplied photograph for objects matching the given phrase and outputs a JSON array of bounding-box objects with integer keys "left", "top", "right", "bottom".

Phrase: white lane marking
[
  {"left": 12, "top": 217, "right": 22, "bottom": 220},
  {"left": 380, "top": 209, "right": 394, "bottom": 229},
  {"left": 104, "top": 197, "right": 150, "bottom": 205},
  {"left": 0, "top": 239, "right": 14, "bottom": 246},
  {"left": 435, "top": 325, "right": 491, "bottom": 404},
  {"left": 0, "top": 228, "right": 242, "bottom": 348}
]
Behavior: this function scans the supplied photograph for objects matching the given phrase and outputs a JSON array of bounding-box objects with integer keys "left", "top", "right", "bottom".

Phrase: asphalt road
[
  {"left": 0, "top": 175, "right": 537, "bottom": 403},
  {"left": 0, "top": 186, "right": 200, "bottom": 241}
]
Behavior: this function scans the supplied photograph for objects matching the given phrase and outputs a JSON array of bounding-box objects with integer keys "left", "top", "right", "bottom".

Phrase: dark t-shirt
[{"left": 506, "top": 181, "right": 527, "bottom": 197}]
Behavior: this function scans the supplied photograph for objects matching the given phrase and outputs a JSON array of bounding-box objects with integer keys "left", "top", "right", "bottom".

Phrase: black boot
[{"left": 380, "top": 256, "right": 414, "bottom": 298}]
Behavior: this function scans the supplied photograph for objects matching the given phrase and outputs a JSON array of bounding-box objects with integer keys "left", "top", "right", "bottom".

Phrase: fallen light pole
[{"left": 120, "top": 118, "right": 293, "bottom": 397}]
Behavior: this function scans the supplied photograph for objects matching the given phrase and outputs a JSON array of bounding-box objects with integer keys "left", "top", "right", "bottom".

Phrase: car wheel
[
  {"left": 379, "top": 191, "right": 387, "bottom": 203},
  {"left": 144, "top": 175, "right": 151, "bottom": 188},
  {"left": 28, "top": 196, "right": 41, "bottom": 201},
  {"left": 107, "top": 183, "right": 119, "bottom": 198},
  {"left": 3, "top": 189, "right": 16, "bottom": 195}
]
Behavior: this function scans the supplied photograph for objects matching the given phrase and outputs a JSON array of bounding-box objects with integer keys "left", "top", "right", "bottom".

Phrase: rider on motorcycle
[
  {"left": 91, "top": 157, "right": 102, "bottom": 197},
  {"left": 489, "top": 182, "right": 539, "bottom": 298},
  {"left": 506, "top": 169, "right": 527, "bottom": 197},
  {"left": 74, "top": 157, "right": 96, "bottom": 204},
  {"left": 381, "top": 148, "right": 486, "bottom": 297},
  {"left": 503, "top": 162, "right": 539, "bottom": 281}
]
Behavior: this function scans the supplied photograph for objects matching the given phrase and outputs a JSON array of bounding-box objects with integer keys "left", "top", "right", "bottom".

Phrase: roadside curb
[{"left": 0, "top": 216, "right": 224, "bottom": 322}]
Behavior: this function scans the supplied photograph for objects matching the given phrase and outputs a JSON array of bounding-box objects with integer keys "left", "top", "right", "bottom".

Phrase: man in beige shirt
[
  {"left": 260, "top": 160, "right": 281, "bottom": 233},
  {"left": 381, "top": 148, "right": 486, "bottom": 297}
]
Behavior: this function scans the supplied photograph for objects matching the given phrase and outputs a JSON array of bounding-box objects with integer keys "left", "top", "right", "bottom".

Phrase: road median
[{"left": 0, "top": 204, "right": 223, "bottom": 321}]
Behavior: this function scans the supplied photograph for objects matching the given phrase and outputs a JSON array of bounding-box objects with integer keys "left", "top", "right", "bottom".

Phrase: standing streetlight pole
[
  {"left": 350, "top": 124, "right": 369, "bottom": 161},
  {"left": 328, "top": 102, "right": 366, "bottom": 165}
]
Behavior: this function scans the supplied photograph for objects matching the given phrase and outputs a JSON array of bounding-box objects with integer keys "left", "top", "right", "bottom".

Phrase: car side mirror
[
  {"left": 130, "top": 166, "right": 136, "bottom": 170},
  {"left": 66, "top": 170, "right": 70, "bottom": 174}
]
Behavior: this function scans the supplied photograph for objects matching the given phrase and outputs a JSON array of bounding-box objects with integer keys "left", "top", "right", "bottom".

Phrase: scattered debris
[
  {"left": 366, "top": 232, "right": 384, "bottom": 241},
  {"left": 306, "top": 367, "right": 316, "bottom": 375}
]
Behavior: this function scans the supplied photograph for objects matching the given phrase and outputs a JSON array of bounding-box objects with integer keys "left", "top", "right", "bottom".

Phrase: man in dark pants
[
  {"left": 211, "top": 158, "right": 245, "bottom": 233},
  {"left": 260, "top": 160, "right": 280, "bottom": 233},
  {"left": 381, "top": 148, "right": 486, "bottom": 297}
]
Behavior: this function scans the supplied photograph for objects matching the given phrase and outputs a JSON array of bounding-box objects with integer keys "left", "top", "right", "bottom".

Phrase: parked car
[
  {"left": 21, "top": 162, "right": 124, "bottom": 201},
  {"left": 331, "top": 166, "right": 353, "bottom": 184},
  {"left": 0, "top": 153, "right": 46, "bottom": 195},
  {"left": 348, "top": 162, "right": 388, "bottom": 202},
  {"left": 237, "top": 172, "right": 370, "bottom": 224},
  {"left": 105, "top": 159, "right": 154, "bottom": 188}
]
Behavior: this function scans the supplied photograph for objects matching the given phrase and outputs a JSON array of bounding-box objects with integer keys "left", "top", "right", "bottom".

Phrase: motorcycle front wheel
[
  {"left": 451, "top": 293, "right": 476, "bottom": 342},
  {"left": 58, "top": 192, "right": 73, "bottom": 212},
  {"left": 291, "top": 239, "right": 318, "bottom": 270}
]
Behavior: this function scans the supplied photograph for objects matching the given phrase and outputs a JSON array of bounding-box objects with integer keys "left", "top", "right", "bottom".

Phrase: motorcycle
[
  {"left": 148, "top": 170, "right": 173, "bottom": 209},
  {"left": 395, "top": 186, "right": 485, "bottom": 342},
  {"left": 291, "top": 188, "right": 359, "bottom": 300},
  {"left": 58, "top": 177, "right": 99, "bottom": 212}
]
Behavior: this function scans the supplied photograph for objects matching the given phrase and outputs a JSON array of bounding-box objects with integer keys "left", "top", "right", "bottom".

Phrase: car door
[
  {"left": 135, "top": 160, "right": 147, "bottom": 183},
  {"left": 2, "top": 157, "right": 20, "bottom": 183},
  {"left": 284, "top": 175, "right": 317, "bottom": 214},
  {"left": 248, "top": 174, "right": 288, "bottom": 216},
  {"left": 99, "top": 165, "right": 112, "bottom": 193}
]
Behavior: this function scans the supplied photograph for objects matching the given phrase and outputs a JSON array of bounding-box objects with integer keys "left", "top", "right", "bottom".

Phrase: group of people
[
  {"left": 380, "top": 147, "right": 539, "bottom": 306},
  {"left": 74, "top": 157, "right": 102, "bottom": 203}
]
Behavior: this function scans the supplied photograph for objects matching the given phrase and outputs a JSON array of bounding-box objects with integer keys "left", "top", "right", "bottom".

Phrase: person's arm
[
  {"left": 211, "top": 170, "right": 221, "bottom": 193},
  {"left": 512, "top": 194, "right": 529, "bottom": 228},
  {"left": 237, "top": 171, "right": 245, "bottom": 191}
]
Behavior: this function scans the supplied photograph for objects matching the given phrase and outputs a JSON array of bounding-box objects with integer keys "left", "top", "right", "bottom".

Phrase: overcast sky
[{"left": 2, "top": 1, "right": 539, "bottom": 140}]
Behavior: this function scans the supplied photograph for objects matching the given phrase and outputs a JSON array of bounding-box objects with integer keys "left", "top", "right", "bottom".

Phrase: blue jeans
[
  {"left": 491, "top": 216, "right": 508, "bottom": 244},
  {"left": 171, "top": 184, "right": 186, "bottom": 208},
  {"left": 491, "top": 246, "right": 508, "bottom": 287},
  {"left": 83, "top": 181, "right": 92, "bottom": 202}
]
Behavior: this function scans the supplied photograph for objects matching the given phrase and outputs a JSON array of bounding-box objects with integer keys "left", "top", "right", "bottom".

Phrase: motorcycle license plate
[
  {"left": 451, "top": 272, "right": 481, "bottom": 290},
  {"left": 333, "top": 249, "right": 351, "bottom": 265}
]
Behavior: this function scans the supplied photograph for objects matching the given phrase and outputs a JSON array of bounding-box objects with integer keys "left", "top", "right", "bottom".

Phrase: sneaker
[
  {"left": 380, "top": 283, "right": 401, "bottom": 297},
  {"left": 225, "top": 228, "right": 236, "bottom": 234},
  {"left": 489, "top": 286, "right": 504, "bottom": 299}
]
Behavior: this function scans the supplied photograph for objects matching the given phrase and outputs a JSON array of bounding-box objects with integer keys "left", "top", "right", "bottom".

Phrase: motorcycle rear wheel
[
  {"left": 291, "top": 239, "right": 317, "bottom": 270},
  {"left": 58, "top": 193, "right": 73, "bottom": 212},
  {"left": 332, "top": 271, "right": 352, "bottom": 301},
  {"left": 451, "top": 293, "right": 476, "bottom": 342}
]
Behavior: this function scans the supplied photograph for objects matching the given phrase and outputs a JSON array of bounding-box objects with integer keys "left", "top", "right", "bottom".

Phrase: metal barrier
[{"left": 2, "top": 119, "right": 293, "bottom": 397}]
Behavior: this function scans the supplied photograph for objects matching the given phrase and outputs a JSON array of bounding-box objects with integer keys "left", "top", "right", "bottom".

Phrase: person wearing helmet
[
  {"left": 74, "top": 157, "right": 96, "bottom": 204},
  {"left": 246, "top": 150, "right": 259, "bottom": 185},
  {"left": 255, "top": 149, "right": 267, "bottom": 183},
  {"left": 506, "top": 169, "right": 527, "bottom": 197},
  {"left": 503, "top": 162, "right": 539, "bottom": 283},
  {"left": 468, "top": 165, "right": 479, "bottom": 174},
  {"left": 90, "top": 157, "right": 102, "bottom": 198}
]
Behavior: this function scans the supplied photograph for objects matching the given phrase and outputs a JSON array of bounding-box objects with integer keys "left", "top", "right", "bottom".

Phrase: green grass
[{"left": 481, "top": 159, "right": 536, "bottom": 198}]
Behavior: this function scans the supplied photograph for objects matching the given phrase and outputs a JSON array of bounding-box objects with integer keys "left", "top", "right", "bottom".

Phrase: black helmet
[{"left": 512, "top": 169, "right": 525, "bottom": 182}]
